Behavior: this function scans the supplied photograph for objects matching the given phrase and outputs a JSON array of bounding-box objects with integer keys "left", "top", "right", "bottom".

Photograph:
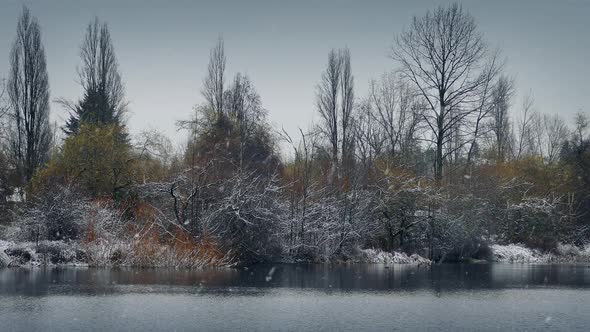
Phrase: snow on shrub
[
  {"left": 357, "top": 248, "right": 430, "bottom": 264},
  {"left": 18, "top": 184, "right": 88, "bottom": 242},
  {"left": 490, "top": 243, "right": 590, "bottom": 263}
]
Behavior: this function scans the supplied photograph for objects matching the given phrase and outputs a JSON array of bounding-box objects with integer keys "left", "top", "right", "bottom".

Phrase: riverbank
[
  {"left": 0, "top": 240, "right": 430, "bottom": 268},
  {"left": 490, "top": 243, "right": 590, "bottom": 263},
  {"left": 2, "top": 239, "right": 590, "bottom": 268},
  {"left": 0, "top": 239, "right": 232, "bottom": 268},
  {"left": 354, "top": 248, "right": 431, "bottom": 265},
  {"left": 0, "top": 240, "right": 87, "bottom": 268}
]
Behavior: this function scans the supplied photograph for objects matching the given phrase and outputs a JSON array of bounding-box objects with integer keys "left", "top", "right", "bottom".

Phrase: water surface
[{"left": 1, "top": 263, "right": 589, "bottom": 331}]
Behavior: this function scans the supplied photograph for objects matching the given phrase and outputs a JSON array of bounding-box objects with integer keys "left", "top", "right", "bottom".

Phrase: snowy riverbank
[
  {"left": 0, "top": 240, "right": 87, "bottom": 267},
  {"left": 490, "top": 243, "right": 590, "bottom": 263},
  {"left": 2, "top": 240, "right": 590, "bottom": 268},
  {"left": 0, "top": 240, "right": 433, "bottom": 267},
  {"left": 0, "top": 239, "right": 231, "bottom": 268},
  {"left": 354, "top": 248, "right": 431, "bottom": 265}
]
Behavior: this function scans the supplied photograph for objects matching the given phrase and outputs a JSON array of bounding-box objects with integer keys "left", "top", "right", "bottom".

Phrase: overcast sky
[{"left": 0, "top": 0, "right": 588, "bottom": 149}]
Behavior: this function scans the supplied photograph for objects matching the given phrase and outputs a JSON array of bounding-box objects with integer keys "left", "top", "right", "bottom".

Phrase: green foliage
[
  {"left": 30, "top": 123, "right": 133, "bottom": 198},
  {"left": 64, "top": 89, "right": 125, "bottom": 137}
]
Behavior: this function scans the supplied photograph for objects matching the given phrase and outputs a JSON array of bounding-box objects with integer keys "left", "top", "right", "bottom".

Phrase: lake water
[{"left": 1, "top": 263, "right": 589, "bottom": 331}]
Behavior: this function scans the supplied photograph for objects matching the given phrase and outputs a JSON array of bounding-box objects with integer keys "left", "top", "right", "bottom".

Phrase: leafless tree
[
  {"left": 396, "top": 82, "right": 424, "bottom": 163},
  {"left": 0, "top": 79, "right": 9, "bottom": 140},
  {"left": 367, "top": 72, "right": 423, "bottom": 164},
  {"left": 340, "top": 48, "right": 354, "bottom": 165},
  {"left": 281, "top": 127, "right": 320, "bottom": 253},
  {"left": 515, "top": 95, "right": 568, "bottom": 164},
  {"left": 530, "top": 111, "right": 545, "bottom": 158},
  {"left": 224, "top": 73, "right": 267, "bottom": 168},
  {"left": 7, "top": 6, "right": 52, "bottom": 184},
  {"left": 317, "top": 49, "right": 342, "bottom": 181},
  {"left": 368, "top": 73, "right": 399, "bottom": 158},
  {"left": 542, "top": 113, "right": 568, "bottom": 163},
  {"left": 573, "top": 112, "right": 588, "bottom": 146},
  {"left": 60, "top": 17, "right": 127, "bottom": 134},
  {"left": 489, "top": 75, "right": 515, "bottom": 162},
  {"left": 391, "top": 3, "right": 499, "bottom": 184},
  {"left": 134, "top": 129, "right": 175, "bottom": 183},
  {"left": 225, "top": 73, "right": 264, "bottom": 129},
  {"left": 202, "top": 37, "right": 226, "bottom": 119},
  {"left": 0, "top": 80, "right": 10, "bottom": 206},
  {"left": 316, "top": 48, "right": 355, "bottom": 183},
  {"left": 465, "top": 51, "right": 503, "bottom": 168},
  {"left": 79, "top": 18, "right": 125, "bottom": 113},
  {"left": 353, "top": 97, "right": 384, "bottom": 179},
  {"left": 515, "top": 93, "right": 538, "bottom": 159},
  {"left": 135, "top": 129, "right": 175, "bottom": 165}
]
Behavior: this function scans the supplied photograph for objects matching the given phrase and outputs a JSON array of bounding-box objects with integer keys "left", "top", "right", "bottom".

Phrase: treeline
[{"left": 0, "top": 4, "right": 588, "bottom": 265}]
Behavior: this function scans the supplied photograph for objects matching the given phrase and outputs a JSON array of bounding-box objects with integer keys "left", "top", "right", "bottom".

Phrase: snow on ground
[
  {"left": 0, "top": 240, "right": 11, "bottom": 267},
  {"left": 490, "top": 244, "right": 546, "bottom": 263},
  {"left": 0, "top": 240, "right": 15, "bottom": 267},
  {"left": 2, "top": 239, "right": 589, "bottom": 267},
  {"left": 0, "top": 240, "right": 88, "bottom": 267},
  {"left": 490, "top": 243, "right": 590, "bottom": 263},
  {"left": 356, "top": 248, "right": 431, "bottom": 265},
  {"left": 0, "top": 238, "right": 233, "bottom": 268}
]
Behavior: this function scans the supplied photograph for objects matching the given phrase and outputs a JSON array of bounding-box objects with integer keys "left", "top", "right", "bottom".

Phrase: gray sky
[{"left": 0, "top": 0, "right": 588, "bottom": 149}]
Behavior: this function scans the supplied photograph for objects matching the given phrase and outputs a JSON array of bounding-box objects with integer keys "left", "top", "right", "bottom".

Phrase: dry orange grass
[{"left": 81, "top": 199, "right": 234, "bottom": 267}]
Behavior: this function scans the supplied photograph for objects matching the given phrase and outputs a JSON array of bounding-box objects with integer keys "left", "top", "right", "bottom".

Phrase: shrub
[
  {"left": 19, "top": 185, "right": 87, "bottom": 242},
  {"left": 29, "top": 123, "right": 134, "bottom": 199}
]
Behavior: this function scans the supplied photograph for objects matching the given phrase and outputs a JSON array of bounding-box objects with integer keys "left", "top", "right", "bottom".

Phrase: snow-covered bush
[
  {"left": 279, "top": 184, "right": 379, "bottom": 262},
  {"left": 357, "top": 248, "right": 430, "bottom": 264},
  {"left": 500, "top": 196, "right": 572, "bottom": 250},
  {"left": 203, "top": 171, "right": 285, "bottom": 263},
  {"left": 371, "top": 175, "right": 493, "bottom": 262},
  {"left": 133, "top": 166, "right": 284, "bottom": 264},
  {"left": 18, "top": 184, "right": 88, "bottom": 242},
  {"left": 490, "top": 243, "right": 546, "bottom": 263},
  {"left": 490, "top": 242, "right": 590, "bottom": 263},
  {"left": 0, "top": 240, "right": 87, "bottom": 266}
]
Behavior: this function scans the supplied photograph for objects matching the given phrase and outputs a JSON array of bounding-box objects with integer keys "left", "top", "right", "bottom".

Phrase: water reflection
[{"left": 1, "top": 263, "right": 589, "bottom": 297}]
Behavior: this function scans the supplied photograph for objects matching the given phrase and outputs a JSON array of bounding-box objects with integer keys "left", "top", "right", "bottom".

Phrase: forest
[{"left": 0, "top": 3, "right": 589, "bottom": 267}]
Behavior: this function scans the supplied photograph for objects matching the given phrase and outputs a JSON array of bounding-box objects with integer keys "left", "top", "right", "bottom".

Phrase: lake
[{"left": 1, "top": 263, "right": 589, "bottom": 331}]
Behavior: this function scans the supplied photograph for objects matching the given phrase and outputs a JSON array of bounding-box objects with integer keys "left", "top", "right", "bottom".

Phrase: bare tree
[
  {"left": 134, "top": 129, "right": 175, "bottom": 183},
  {"left": 221, "top": 73, "right": 269, "bottom": 170},
  {"left": 353, "top": 97, "right": 384, "bottom": 179},
  {"left": 7, "top": 6, "right": 52, "bottom": 184},
  {"left": 573, "top": 112, "right": 588, "bottom": 146},
  {"left": 0, "top": 79, "right": 9, "bottom": 140},
  {"left": 225, "top": 73, "right": 263, "bottom": 128},
  {"left": 542, "top": 113, "right": 568, "bottom": 163},
  {"left": 530, "top": 110, "right": 545, "bottom": 158},
  {"left": 317, "top": 49, "right": 342, "bottom": 181},
  {"left": 465, "top": 51, "right": 503, "bottom": 168},
  {"left": 513, "top": 93, "right": 567, "bottom": 164},
  {"left": 79, "top": 18, "right": 125, "bottom": 114},
  {"left": 60, "top": 17, "right": 127, "bottom": 135},
  {"left": 368, "top": 73, "right": 399, "bottom": 158},
  {"left": 489, "top": 75, "right": 515, "bottom": 162},
  {"left": 515, "top": 93, "right": 537, "bottom": 159},
  {"left": 316, "top": 48, "right": 355, "bottom": 183},
  {"left": 0, "top": 80, "right": 11, "bottom": 206},
  {"left": 391, "top": 3, "right": 499, "bottom": 184},
  {"left": 367, "top": 72, "right": 423, "bottom": 164},
  {"left": 340, "top": 48, "right": 354, "bottom": 165},
  {"left": 202, "top": 37, "right": 226, "bottom": 119},
  {"left": 281, "top": 127, "right": 320, "bottom": 253}
]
